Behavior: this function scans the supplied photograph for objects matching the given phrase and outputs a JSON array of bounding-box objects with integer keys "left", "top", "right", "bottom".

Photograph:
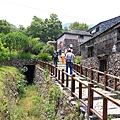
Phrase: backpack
[{"left": 53, "top": 53, "right": 58, "bottom": 60}]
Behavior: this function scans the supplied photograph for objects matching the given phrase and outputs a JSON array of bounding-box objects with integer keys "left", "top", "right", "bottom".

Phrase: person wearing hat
[{"left": 65, "top": 48, "right": 75, "bottom": 74}]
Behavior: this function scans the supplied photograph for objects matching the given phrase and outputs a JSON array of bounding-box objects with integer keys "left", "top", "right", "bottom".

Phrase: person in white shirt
[{"left": 65, "top": 48, "right": 75, "bottom": 74}]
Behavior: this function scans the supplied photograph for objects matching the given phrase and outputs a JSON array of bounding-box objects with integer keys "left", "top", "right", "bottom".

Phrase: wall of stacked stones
[
  {"left": 0, "top": 59, "right": 36, "bottom": 69},
  {"left": 108, "top": 53, "right": 120, "bottom": 76},
  {"left": 81, "top": 28, "right": 118, "bottom": 60},
  {"left": 64, "top": 39, "right": 79, "bottom": 54},
  {"left": 81, "top": 53, "right": 120, "bottom": 88},
  {"left": 94, "top": 29, "right": 117, "bottom": 56}
]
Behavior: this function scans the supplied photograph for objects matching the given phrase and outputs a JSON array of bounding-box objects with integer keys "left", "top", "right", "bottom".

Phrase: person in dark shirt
[{"left": 52, "top": 51, "right": 58, "bottom": 66}]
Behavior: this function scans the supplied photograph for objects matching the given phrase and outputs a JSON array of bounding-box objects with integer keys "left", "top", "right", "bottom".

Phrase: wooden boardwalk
[{"left": 56, "top": 59, "right": 120, "bottom": 120}]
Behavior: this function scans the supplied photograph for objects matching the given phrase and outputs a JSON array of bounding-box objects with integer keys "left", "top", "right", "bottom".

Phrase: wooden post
[
  {"left": 77, "top": 64, "right": 79, "bottom": 72},
  {"left": 80, "top": 64, "right": 83, "bottom": 75},
  {"left": 79, "top": 82, "right": 82, "bottom": 99},
  {"left": 103, "top": 97, "right": 107, "bottom": 120},
  {"left": 114, "top": 78, "right": 118, "bottom": 91},
  {"left": 53, "top": 65, "right": 55, "bottom": 76},
  {"left": 87, "top": 83, "right": 94, "bottom": 119},
  {"left": 104, "top": 71, "right": 108, "bottom": 90},
  {"left": 58, "top": 69, "right": 60, "bottom": 80},
  {"left": 71, "top": 74, "right": 75, "bottom": 97},
  {"left": 90, "top": 68, "right": 93, "bottom": 82},
  {"left": 97, "top": 72, "right": 99, "bottom": 83},
  {"left": 61, "top": 69, "right": 64, "bottom": 87},
  {"left": 51, "top": 63, "right": 53, "bottom": 75},
  {"left": 66, "top": 74, "right": 69, "bottom": 87},
  {"left": 85, "top": 68, "right": 87, "bottom": 77},
  {"left": 55, "top": 66, "right": 57, "bottom": 78}
]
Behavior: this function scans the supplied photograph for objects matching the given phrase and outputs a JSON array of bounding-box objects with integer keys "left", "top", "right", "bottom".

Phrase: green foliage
[
  {"left": 73, "top": 56, "right": 82, "bottom": 64},
  {"left": 69, "top": 22, "right": 89, "bottom": 31},
  {"left": 16, "top": 74, "right": 27, "bottom": 99},
  {"left": 63, "top": 26, "right": 69, "bottom": 32},
  {"left": 43, "top": 65, "right": 49, "bottom": 80},
  {"left": 0, "top": 33, "right": 5, "bottom": 39},
  {"left": 0, "top": 66, "right": 26, "bottom": 119},
  {"left": 9, "top": 106, "right": 25, "bottom": 120},
  {"left": 41, "top": 44, "right": 54, "bottom": 55},
  {"left": 0, "top": 20, "right": 12, "bottom": 34},
  {"left": 38, "top": 52, "right": 52, "bottom": 62},
  {"left": 45, "top": 13, "right": 63, "bottom": 42},
  {"left": 108, "top": 115, "right": 114, "bottom": 120},
  {"left": 26, "top": 14, "right": 63, "bottom": 43},
  {"left": 17, "top": 52, "right": 36, "bottom": 59},
  {"left": 2, "top": 32, "right": 29, "bottom": 52},
  {"left": 27, "top": 38, "right": 45, "bottom": 55},
  {"left": 0, "top": 40, "right": 10, "bottom": 61}
]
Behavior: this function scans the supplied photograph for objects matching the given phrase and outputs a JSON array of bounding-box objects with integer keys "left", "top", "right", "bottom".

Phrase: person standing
[
  {"left": 52, "top": 51, "right": 58, "bottom": 67},
  {"left": 65, "top": 48, "right": 75, "bottom": 74},
  {"left": 61, "top": 51, "right": 65, "bottom": 64}
]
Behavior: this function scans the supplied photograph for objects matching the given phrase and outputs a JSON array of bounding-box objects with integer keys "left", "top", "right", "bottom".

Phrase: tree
[
  {"left": 18, "top": 25, "right": 26, "bottom": 34},
  {"left": 45, "top": 14, "right": 63, "bottom": 42},
  {"left": 69, "top": 22, "right": 89, "bottom": 31},
  {"left": 63, "top": 26, "right": 69, "bottom": 32},
  {"left": 0, "top": 20, "right": 12, "bottom": 34},
  {"left": 26, "top": 16, "right": 45, "bottom": 39},
  {"left": 26, "top": 14, "right": 63, "bottom": 43},
  {"left": 2, "top": 32, "right": 29, "bottom": 58}
]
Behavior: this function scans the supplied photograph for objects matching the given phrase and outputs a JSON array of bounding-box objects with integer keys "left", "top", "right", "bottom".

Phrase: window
[
  {"left": 99, "top": 59, "right": 107, "bottom": 72},
  {"left": 80, "top": 35, "right": 84, "bottom": 39},
  {"left": 96, "top": 27, "right": 99, "bottom": 32},
  {"left": 88, "top": 46, "right": 94, "bottom": 57}
]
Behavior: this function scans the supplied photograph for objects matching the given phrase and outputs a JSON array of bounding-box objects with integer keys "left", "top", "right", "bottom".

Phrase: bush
[
  {"left": 17, "top": 52, "right": 36, "bottom": 59},
  {"left": 41, "top": 44, "right": 54, "bottom": 55},
  {"left": 38, "top": 53, "right": 52, "bottom": 62},
  {"left": 73, "top": 56, "right": 82, "bottom": 64},
  {"left": 0, "top": 40, "right": 10, "bottom": 61}
]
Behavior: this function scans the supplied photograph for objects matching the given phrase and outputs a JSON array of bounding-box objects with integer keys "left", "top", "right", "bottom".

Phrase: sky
[{"left": 0, "top": 0, "right": 120, "bottom": 28}]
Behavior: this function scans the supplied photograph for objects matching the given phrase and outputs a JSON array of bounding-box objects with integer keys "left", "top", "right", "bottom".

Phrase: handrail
[
  {"left": 73, "top": 63, "right": 120, "bottom": 91},
  {"left": 38, "top": 60, "right": 120, "bottom": 120}
]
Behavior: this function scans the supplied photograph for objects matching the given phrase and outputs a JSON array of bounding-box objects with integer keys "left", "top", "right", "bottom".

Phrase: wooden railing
[
  {"left": 73, "top": 63, "right": 120, "bottom": 92},
  {"left": 38, "top": 60, "right": 120, "bottom": 120}
]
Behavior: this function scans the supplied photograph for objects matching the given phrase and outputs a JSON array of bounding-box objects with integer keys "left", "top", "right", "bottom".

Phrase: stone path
[{"left": 56, "top": 58, "right": 120, "bottom": 120}]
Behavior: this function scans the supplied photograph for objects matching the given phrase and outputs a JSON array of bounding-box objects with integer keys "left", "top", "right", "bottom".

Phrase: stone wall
[
  {"left": 64, "top": 39, "right": 79, "bottom": 54},
  {"left": 108, "top": 53, "right": 120, "bottom": 76},
  {"left": 0, "top": 59, "right": 36, "bottom": 69},
  {"left": 81, "top": 22, "right": 120, "bottom": 77},
  {"left": 82, "top": 57, "right": 99, "bottom": 70},
  {"left": 81, "top": 27, "right": 118, "bottom": 60},
  {"left": 81, "top": 52, "right": 120, "bottom": 76},
  {"left": 81, "top": 53, "right": 120, "bottom": 88}
]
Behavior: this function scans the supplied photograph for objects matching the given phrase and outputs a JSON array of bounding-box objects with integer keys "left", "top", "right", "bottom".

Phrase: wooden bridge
[{"left": 38, "top": 60, "right": 120, "bottom": 120}]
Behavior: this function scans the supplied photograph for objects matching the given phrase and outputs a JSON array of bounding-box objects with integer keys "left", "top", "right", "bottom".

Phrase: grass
[
  {"left": 0, "top": 66, "right": 20, "bottom": 96},
  {"left": 18, "top": 85, "right": 40, "bottom": 120}
]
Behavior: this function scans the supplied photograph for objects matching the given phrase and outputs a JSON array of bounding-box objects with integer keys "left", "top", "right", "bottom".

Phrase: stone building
[
  {"left": 56, "top": 30, "right": 92, "bottom": 54},
  {"left": 80, "top": 21, "right": 120, "bottom": 77}
]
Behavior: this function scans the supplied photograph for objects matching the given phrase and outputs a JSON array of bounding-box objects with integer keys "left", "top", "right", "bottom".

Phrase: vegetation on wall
[
  {"left": 0, "top": 66, "right": 26, "bottom": 119},
  {"left": 73, "top": 56, "right": 82, "bottom": 64}
]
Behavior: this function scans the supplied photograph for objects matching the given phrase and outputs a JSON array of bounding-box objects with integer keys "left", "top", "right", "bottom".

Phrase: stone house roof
[
  {"left": 88, "top": 15, "right": 120, "bottom": 37},
  {"left": 56, "top": 30, "right": 92, "bottom": 40},
  {"left": 81, "top": 21, "right": 120, "bottom": 46}
]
